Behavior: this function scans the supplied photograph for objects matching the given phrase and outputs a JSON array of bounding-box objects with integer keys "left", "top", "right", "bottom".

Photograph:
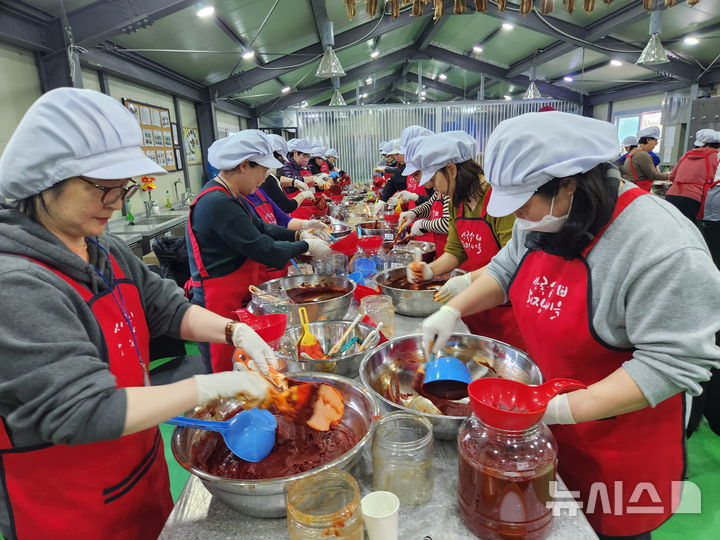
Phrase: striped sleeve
[{"left": 420, "top": 193, "right": 450, "bottom": 235}]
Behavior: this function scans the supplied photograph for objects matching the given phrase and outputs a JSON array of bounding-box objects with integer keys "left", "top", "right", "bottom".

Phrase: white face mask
[{"left": 515, "top": 195, "right": 573, "bottom": 233}]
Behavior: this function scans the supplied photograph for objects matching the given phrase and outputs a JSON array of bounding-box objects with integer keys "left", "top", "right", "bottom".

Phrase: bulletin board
[{"left": 122, "top": 98, "right": 178, "bottom": 172}]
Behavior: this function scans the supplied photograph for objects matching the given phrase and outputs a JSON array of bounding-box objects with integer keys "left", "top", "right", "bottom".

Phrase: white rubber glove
[
  {"left": 373, "top": 200, "right": 386, "bottom": 217},
  {"left": 299, "top": 230, "right": 319, "bottom": 241},
  {"left": 434, "top": 273, "right": 473, "bottom": 304},
  {"left": 303, "top": 219, "right": 328, "bottom": 231},
  {"left": 398, "top": 210, "right": 416, "bottom": 230},
  {"left": 422, "top": 305, "right": 461, "bottom": 358},
  {"left": 410, "top": 219, "right": 427, "bottom": 236},
  {"left": 294, "top": 190, "right": 315, "bottom": 202},
  {"left": 193, "top": 370, "right": 270, "bottom": 406},
  {"left": 406, "top": 261, "right": 433, "bottom": 284},
  {"left": 387, "top": 196, "right": 399, "bottom": 207},
  {"left": 542, "top": 394, "right": 577, "bottom": 425},
  {"left": 305, "top": 238, "right": 333, "bottom": 257},
  {"left": 396, "top": 190, "right": 419, "bottom": 202},
  {"left": 293, "top": 179, "right": 312, "bottom": 192},
  {"left": 231, "top": 323, "right": 279, "bottom": 375}
]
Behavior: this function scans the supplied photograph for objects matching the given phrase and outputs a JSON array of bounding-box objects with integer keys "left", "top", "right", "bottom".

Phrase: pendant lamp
[
  {"left": 637, "top": 9, "right": 669, "bottom": 65},
  {"left": 329, "top": 88, "right": 347, "bottom": 106},
  {"left": 522, "top": 67, "right": 542, "bottom": 100}
]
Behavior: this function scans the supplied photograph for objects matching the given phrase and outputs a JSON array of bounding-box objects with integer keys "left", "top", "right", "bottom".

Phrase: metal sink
[{"left": 131, "top": 215, "right": 181, "bottom": 226}]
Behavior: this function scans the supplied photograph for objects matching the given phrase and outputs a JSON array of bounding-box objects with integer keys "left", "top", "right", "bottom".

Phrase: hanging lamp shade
[
  {"left": 316, "top": 48, "right": 346, "bottom": 78},
  {"left": 636, "top": 34, "right": 669, "bottom": 65},
  {"left": 522, "top": 81, "right": 542, "bottom": 100},
  {"left": 329, "top": 88, "right": 346, "bottom": 106}
]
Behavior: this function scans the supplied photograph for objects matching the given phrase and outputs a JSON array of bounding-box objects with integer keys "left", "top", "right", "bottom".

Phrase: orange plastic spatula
[{"left": 297, "top": 306, "right": 325, "bottom": 359}]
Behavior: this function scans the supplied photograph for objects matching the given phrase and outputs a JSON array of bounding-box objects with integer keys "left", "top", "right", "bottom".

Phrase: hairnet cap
[
  {"left": 208, "top": 130, "right": 283, "bottom": 171},
  {"left": 387, "top": 139, "right": 401, "bottom": 154},
  {"left": 637, "top": 126, "right": 660, "bottom": 139},
  {"left": 622, "top": 135, "right": 639, "bottom": 146},
  {"left": 287, "top": 138, "right": 314, "bottom": 154},
  {"left": 404, "top": 131, "right": 476, "bottom": 186},
  {"left": 399, "top": 125, "right": 433, "bottom": 154},
  {"left": 326, "top": 148, "right": 338, "bottom": 158},
  {"left": 378, "top": 141, "right": 387, "bottom": 153},
  {"left": 0, "top": 88, "right": 165, "bottom": 199},
  {"left": 310, "top": 145, "right": 326, "bottom": 159},
  {"left": 267, "top": 134, "right": 288, "bottom": 155},
  {"left": 484, "top": 111, "right": 619, "bottom": 217},
  {"left": 694, "top": 129, "right": 720, "bottom": 147}
]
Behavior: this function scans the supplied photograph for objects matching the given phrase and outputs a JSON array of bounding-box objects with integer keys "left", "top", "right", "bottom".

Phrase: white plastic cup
[{"left": 361, "top": 491, "right": 400, "bottom": 540}]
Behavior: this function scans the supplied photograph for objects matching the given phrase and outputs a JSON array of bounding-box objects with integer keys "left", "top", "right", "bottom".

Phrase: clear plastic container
[
  {"left": 457, "top": 415, "right": 558, "bottom": 540},
  {"left": 360, "top": 294, "right": 395, "bottom": 337},
  {"left": 287, "top": 468, "right": 364, "bottom": 540},
  {"left": 372, "top": 412, "right": 434, "bottom": 505}
]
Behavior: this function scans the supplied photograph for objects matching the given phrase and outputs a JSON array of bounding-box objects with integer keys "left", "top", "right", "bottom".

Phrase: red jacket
[{"left": 667, "top": 146, "right": 719, "bottom": 202}]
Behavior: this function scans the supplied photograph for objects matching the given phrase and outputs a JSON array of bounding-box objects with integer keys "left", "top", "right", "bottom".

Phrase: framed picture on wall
[
  {"left": 163, "top": 132, "right": 173, "bottom": 147},
  {"left": 156, "top": 151, "right": 167, "bottom": 166},
  {"left": 160, "top": 111, "right": 171, "bottom": 128},
  {"left": 125, "top": 101, "right": 141, "bottom": 123},
  {"left": 143, "top": 129, "right": 154, "bottom": 147},
  {"left": 171, "top": 123, "right": 179, "bottom": 146},
  {"left": 123, "top": 98, "right": 177, "bottom": 172},
  {"left": 165, "top": 150, "right": 175, "bottom": 167},
  {"left": 139, "top": 106, "right": 151, "bottom": 125},
  {"left": 183, "top": 127, "right": 201, "bottom": 165},
  {"left": 150, "top": 109, "right": 161, "bottom": 127},
  {"left": 175, "top": 148, "right": 183, "bottom": 170},
  {"left": 153, "top": 130, "right": 164, "bottom": 147}
]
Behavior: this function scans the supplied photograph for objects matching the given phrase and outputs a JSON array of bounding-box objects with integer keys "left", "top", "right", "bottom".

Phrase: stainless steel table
[{"left": 159, "top": 309, "right": 598, "bottom": 540}]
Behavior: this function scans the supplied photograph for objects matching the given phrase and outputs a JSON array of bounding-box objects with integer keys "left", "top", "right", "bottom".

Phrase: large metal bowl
[
  {"left": 330, "top": 224, "right": 352, "bottom": 238},
  {"left": 171, "top": 373, "right": 379, "bottom": 518},
  {"left": 360, "top": 334, "right": 541, "bottom": 440},
  {"left": 358, "top": 220, "right": 396, "bottom": 237},
  {"left": 275, "top": 320, "right": 377, "bottom": 377},
  {"left": 253, "top": 275, "right": 355, "bottom": 326},
  {"left": 381, "top": 239, "right": 436, "bottom": 264},
  {"left": 375, "top": 267, "right": 466, "bottom": 317}
]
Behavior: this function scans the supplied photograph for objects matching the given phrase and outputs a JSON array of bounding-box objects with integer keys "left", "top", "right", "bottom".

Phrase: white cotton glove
[
  {"left": 398, "top": 210, "right": 416, "bottom": 230},
  {"left": 317, "top": 173, "right": 330, "bottom": 180},
  {"left": 231, "top": 323, "right": 279, "bottom": 375},
  {"left": 396, "top": 190, "right": 419, "bottom": 202},
  {"left": 293, "top": 179, "right": 312, "bottom": 192},
  {"left": 406, "top": 261, "right": 434, "bottom": 284},
  {"left": 542, "top": 394, "right": 577, "bottom": 425},
  {"left": 299, "top": 230, "right": 319, "bottom": 241},
  {"left": 193, "top": 370, "right": 270, "bottom": 406},
  {"left": 305, "top": 238, "right": 333, "bottom": 257},
  {"left": 373, "top": 200, "right": 386, "bottom": 217},
  {"left": 303, "top": 219, "right": 330, "bottom": 232},
  {"left": 422, "top": 305, "right": 461, "bottom": 358},
  {"left": 434, "top": 272, "right": 473, "bottom": 304},
  {"left": 410, "top": 219, "right": 427, "bottom": 236},
  {"left": 387, "top": 196, "right": 399, "bottom": 207},
  {"left": 295, "top": 190, "right": 315, "bottom": 202}
]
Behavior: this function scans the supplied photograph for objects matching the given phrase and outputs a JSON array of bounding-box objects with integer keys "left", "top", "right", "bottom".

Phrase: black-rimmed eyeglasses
[{"left": 78, "top": 177, "right": 140, "bottom": 204}]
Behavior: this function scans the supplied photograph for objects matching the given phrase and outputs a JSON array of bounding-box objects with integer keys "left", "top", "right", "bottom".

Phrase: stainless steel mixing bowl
[
  {"left": 330, "top": 224, "right": 352, "bottom": 238},
  {"left": 374, "top": 267, "right": 466, "bottom": 317},
  {"left": 171, "top": 373, "right": 379, "bottom": 518},
  {"left": 253, "top": 275, "right": 355, "bottom": 326},
  {"left": 359, "top": 334, "right": 542, "bottom": 440},
  {"left": 381, "top": 239, "right": 436, "bottom": 264},
  {"left": 276, "top": 320, "right": 376, "bottom": 377}
]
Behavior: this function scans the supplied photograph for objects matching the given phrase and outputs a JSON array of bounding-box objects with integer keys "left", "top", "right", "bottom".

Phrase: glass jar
[
  {"left": 372, "top": 412, "right": 434, "bottom": 505},
  {"left": 288, "top": 262, "right": 314, "bottom": 276},
  {"left": 457, "top": 415, "right": 558, "bottom": 540},
  {"left": 313, "top": 253, "right": 348, "bottom": 276},
  {"left": 360, "top": 294, "right": 395, "bottom": 337},
  {"left": 287, "top": 468, "right": 364, "bottom": 540}
]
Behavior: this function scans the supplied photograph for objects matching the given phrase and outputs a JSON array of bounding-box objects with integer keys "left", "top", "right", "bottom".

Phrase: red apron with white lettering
[
  {"left": 667, "top": 149, "right": 719, "bottom": 218},
  {"left": 187, "top": 185, "right": 265, "bottom": 372},
  {"left": 242, "top": 190, "right": 290, "bottom": 282},
  {"left": 405, "top": 172, "right": 428, "bottom": 210},
  {"left": 508, "top": 188, "right": 684, "bottom": 536},
  {"left": 287, "top": 169, "right": 316, "bottom": 220},
  {"left": 0, "top": 255, "right": 172, "bottom": 540},
  {"left": 627, "top": 151, "right": 654, "bottom": 192},
  {"left": 455, "top": 194, "right": 525, "bottom": 350}
]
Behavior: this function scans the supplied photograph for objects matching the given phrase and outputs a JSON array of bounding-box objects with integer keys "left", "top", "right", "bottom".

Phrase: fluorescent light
[
  {"left": 683, "top": 36, "right": 700, "bottom": 46},
  {"left": 196, "top": 5, "right": 215, "bottom": 17},
  {"left": 472, "top": 45, "right": 483, "bottom": 53},
  {"left": 242, "top": 50, "right": 255, "bottom": 59},
  {"left": 420, "top": 96, "right": 426, "bottom": 101},
  {"left": 503, "top": 94, "right": 512, "bottom": 100},
  {"left": 420, "top": 91, "right": 426, "bottom": 96},
  {"left": 361, "top": 92, "right": 368, "bottom": 98},
  {"left": 281, "top": 86, "right": 291, "bottom": 93},
  {"left": 563, "top": 75, "right": 573, "bottom": 82},
  {"left": 366, "top": 77, "right": 373, "bottom": 84},
  {"left": 502, "top": 23, "right": 514, "bottom": 31},
  {"left": 439, "top": 73, "right": 447, "bottom": 80},
  {"left": 370, "top": 50, "right": 380, "bottom": 58},
  {"left": 610, "top": 59, "right": 623, "bottom": 66},
  {"left": 300, "top": 101, "right": 308, "bottom": 107}
]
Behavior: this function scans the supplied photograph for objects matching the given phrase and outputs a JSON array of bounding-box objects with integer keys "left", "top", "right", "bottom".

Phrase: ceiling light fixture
[
  {"left": 502, "top": 23, "right": 514, "bottom": 31},
  {"left": 420, "top": 90, "right": 426, "bottom": 96},
  {"left": 563, "top": 75, "right": 574, "bottom": 82},
  {"left": 636, "top": 9, "right": 669, "bottom": 65},
  {"left": 610, "top": 59, "right": 623, "bottom": 67},
  {"left": 370, "top": 50, "right": 380, "bottom": 58},
  {"left": 329, "top": 89, "right": 346, "bottom": 106},
  {"left": 683, "top": 36, "right": 699, "bottom": 46},
  {"left": 503, "top": 94, "right": 512, "bottom": 100},
  {"left": 472, "top": 45, "right": 483, "bottom": 53},
  {"left": 366, "top": 77, "right": 373, "bottom": 84},
  {"left": 439, "top": 73, "right": 447, "bottom": 80},
  {"left": 242, "top": 50, "right": 255, "bottom": 60},
  {"left": 281, "top": 86, "right": 291, "bottom": 93},
  {"left": 316, "top": 21, "right": 346, "bottom": 78},
  {"left": 361, "top": 92, "right": 368, "bottom": 98},
  {"left": 196, "top": 5, "right": 215, "bottom": 18}
]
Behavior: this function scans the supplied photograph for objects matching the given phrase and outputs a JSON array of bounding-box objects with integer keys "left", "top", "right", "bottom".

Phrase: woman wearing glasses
[{"left": 0, "top": 88, "right": 278, "bottom": 540}]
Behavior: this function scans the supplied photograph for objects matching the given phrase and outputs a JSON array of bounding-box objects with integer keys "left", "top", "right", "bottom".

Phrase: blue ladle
[{"left": 166, "top": 408, "right": 277, "bottom": 462}]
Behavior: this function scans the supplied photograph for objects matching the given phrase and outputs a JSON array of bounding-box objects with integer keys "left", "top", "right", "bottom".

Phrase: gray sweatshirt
[
  {"left": 486, "top": 182, "right": 720, "bottom": 406},
  {"left": 0, "top": 204, "right": 191, "bottom": 447}
]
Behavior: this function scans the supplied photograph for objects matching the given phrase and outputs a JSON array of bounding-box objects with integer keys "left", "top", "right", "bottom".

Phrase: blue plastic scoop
[{"left": 166, "top": 408, "right": 277, "bottom": 462}]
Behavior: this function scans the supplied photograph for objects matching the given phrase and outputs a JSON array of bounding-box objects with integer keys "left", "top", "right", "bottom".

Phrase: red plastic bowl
[
  {"left": 354, "top": 284, "right": 380, "bottom": 302},
  {"left": 231, "top": 309, "right": 288, "bottom": 342},
  {"left": 331, "top": 231, "right": 359, "bottom": 256},
  {"left": 358, "top": 236, "right": 383, "bottom": 251},
  {"left": 329, "top": 194, "right": 344, "bottom": 203},
  {"left": 383, "top": 213, "right": 400, "bottom": 224}
]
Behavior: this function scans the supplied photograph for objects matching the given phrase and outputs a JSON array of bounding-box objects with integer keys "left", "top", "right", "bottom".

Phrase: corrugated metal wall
[{"left": 297, "top": 100, "right": 580, "bottom": 184}]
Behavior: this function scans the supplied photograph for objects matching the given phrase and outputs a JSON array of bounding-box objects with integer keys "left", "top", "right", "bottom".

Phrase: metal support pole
[
  {"left": 195, "top": 101, "right": 218, "bottom": 184},
  {"left": 417, "top": 63, "right": 422, "bottom": 103},
  {"left": 97, "top": 70, "right": 110, "bottom": 95},
  {"left": 478, "top": 75, "right": 485, "bottom": 101},
  {"left": 35, "top": 49, "right": 83, "bottom": 91},
  {"left": 172, "top": 95, "right": 191, "bottom": 190},
  {"left": 681, "top": 83, "right": 700, "bottom": 154}
]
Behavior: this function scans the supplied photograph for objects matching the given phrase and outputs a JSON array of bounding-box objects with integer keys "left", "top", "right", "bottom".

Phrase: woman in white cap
[
  {"left": 186, "top": 130, "right": 332, "bottom": 372},
  {"left": 403, "top": 131, "right": 522, "bottom": 350},
  {"left": 0, "top": 88, "right": 280, "bottom": 540},
  {"left": 664, "top": 129, "right": 720, "bottom": 220},
  {"left": 423, "top": 111, "right": 720, "bottom": 539},
  {"left": 616, "top": 135, "right": 638, "bottom": 165},
  {"left": 396, "top": 188, "right": 451, "bottom": 255},
  {"left": 259, "top": 133, "right": 315, "bottom": 213},
  {"left": 279, "top": 138, "right": 330, "bottom": 219},
  {"left": 621, "top": 126, "right": 668, "bottom": 191}
]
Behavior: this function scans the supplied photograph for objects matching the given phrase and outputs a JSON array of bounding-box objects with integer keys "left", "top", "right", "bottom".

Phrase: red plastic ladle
[{"left": 468, "top": 377, "right": 587, "bottom": 430}]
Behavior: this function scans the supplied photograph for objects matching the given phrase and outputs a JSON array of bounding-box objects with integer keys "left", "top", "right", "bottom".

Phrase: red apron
[
  {"left": 627, "top": 151, "right": 654, "bottom": 192},
  {"left": 242, "top": 190, "right": 290, "bottom": 282},
  {"left": 405, "top": 173, "right": 428, "bottom": 210},
  {"left": 286, "top": 170, "right": 316, "bottom": 220},
  {"left": 320, "top": 161, "right": 330, "bottom": 174},
  {"left": 508, "top": 188, "right": 684, "bottom": 536},
  {"left": 455, "top": 193, "right": 525, "bottom": 350},
  {"left": 429, "top": 196, "right": 447, "bottom": 257},
  {"left": 668, "top": 149, "right": 718, "bottom": 217},
  {"left": 187, "top": 185, "right": 265, "bottom": 372},
  {"left": 0, "top": 255, "right": 172, "bottom": 540}
]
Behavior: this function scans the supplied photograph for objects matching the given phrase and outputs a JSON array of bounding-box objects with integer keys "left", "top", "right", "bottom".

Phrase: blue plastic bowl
[
  {"left": 348, "top": 271, "right": 364, "bottom": 285},
  {"left": 422, "top": 356, "right": 472, "bottom": 400},
  {"left": 353, "top": 258, "right": 376, "bottom": 278}
]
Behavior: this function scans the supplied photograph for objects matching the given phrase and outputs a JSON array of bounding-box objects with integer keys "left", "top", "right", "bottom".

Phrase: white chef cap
[
  {"left": 287, "top": 138, "right": 314, "bottom": 154},
  {"left": 267, "top": 134, "right": 288, "bottom": 155},
  {"left": 0, "top": 87, "right": 165, "bottom": 199},
  {"left": 622, "top": 135, "right": 639, "bottom": 147},
  {"left": 326, "top": 148, "right": 338, "bottom": 158},
  {"left": 399, "top": 125, "right": 433, "bottom": 154},
  {"left": 404, "top": 131, "right": 477, "bottom": 185},
  {"left": 484, "top": 111, "right": 619, "bottom": 217},
  {"left": 208, "top": 130, "right": 283, "bottom": 171},
  {"left": 694, "top": 129, "right": 720, "bottom": 147},
  {"left": 637, "top": 126, "right": 660, "bottom": 140},
  {"left": 378, "top": 141, "right": 387, "bottom": 153},
  {"left": 310, "top": 145, "right": 327, "bottom": 159}
]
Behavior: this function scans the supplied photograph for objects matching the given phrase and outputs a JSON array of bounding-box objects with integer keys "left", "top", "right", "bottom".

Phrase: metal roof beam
[
  {"left": 0, "top": 2, "right": 63, "bottom": 51},
  {"left": 586, "top": 80, "right": 689, "bottom": 105},
  {"left": 411, "top": 73, "right": 467, "bottom": 99},
  {"left": 315, "top": 76, "right": 395, "bottom": 106},
  {"left": 417, "top": 16, "right": 449, "bottom": 51}
]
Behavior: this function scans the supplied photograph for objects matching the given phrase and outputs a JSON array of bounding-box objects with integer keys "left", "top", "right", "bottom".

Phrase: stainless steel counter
[
  {"left": 159, "top": 308, "right": 597, "bottom": 539},
  {"left": 108, "top": 209, "right": 189, "bottom": 255}
]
